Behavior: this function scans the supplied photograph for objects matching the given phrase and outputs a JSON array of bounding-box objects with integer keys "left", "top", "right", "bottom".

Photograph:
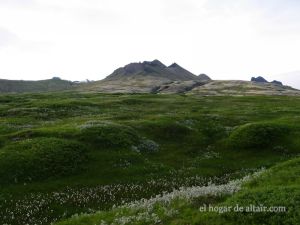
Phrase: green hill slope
[{"left": 0, "top": 93, "right": 300, "bottom": 224}]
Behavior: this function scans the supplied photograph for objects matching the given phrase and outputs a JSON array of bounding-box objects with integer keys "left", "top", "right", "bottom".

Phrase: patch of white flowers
[
  {"left": 124, "top": 169, "right": 265, "bottom": 210},
  {"left": 68, "top": 169, "right": 265, "bottom": 225},
  {"left": 0, "top": 169, "right": 264, "bottom": 225}
]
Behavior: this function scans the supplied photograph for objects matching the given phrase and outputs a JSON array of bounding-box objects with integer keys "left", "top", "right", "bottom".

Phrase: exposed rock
[
  {"left": 271, "top": 80, "right": 283, "bottom": 86},
  {"left": 153, "top": 80, "right": 206, "bottom": 94},
  {"left": 198, "top": 74, "right": 211, "bottom": 81},
  {"left": 251, "top": 76, "right": 268, "bottom": 83},
  {"left": 251, "top": 76, "right": 283, "bottom": 86}
]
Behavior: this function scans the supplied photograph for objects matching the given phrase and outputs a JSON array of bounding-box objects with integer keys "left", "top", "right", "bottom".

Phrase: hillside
[
  {"left": 1, "top": 93, "right": 300, "bottom": 224},
  {"left": 0, "top": 77, "right": 78, "bottom": 93}
]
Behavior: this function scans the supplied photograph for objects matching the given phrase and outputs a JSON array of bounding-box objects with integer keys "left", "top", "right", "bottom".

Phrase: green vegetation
[
  {"left": 0, "top": 137, "right": 87, "bottom": 184},
  {"left": 79, "top": 122, "right": 140, "bottom": 148},
  {"left": 55, "top": 157, "right": 300, "bottom": 225},
  {"left": 228, "top": 122, "right": 291, "bottom": 150},
  {"left": 0, "top": 92, "right": 299, "bottom": 224}
]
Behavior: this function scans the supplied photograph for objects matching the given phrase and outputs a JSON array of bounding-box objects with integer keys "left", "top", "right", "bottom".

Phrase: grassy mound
[
  {"left": 228, "top": 122, "right": 291, "bottom": 150},
  {"left": 137, "top": 120, "right": 192, "bottom": 141},
  {"left": 0, "top": 138, "right": 87, "bottom": 184},
  {"left": 79, "top": 122, "right": 139, "bottom": 148}
]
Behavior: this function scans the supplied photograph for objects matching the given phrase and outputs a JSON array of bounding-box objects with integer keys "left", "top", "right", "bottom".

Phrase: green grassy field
[
  {"left": 0, "top": 92, "right": 300, "bottom": 224},
  {"left": 56, "top": 156, "right": 300, "bottom": 225}
]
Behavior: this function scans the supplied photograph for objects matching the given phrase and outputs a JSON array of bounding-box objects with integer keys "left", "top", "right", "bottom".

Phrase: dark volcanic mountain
[
  {"left": 80, "top": 60, "right": 211, "bottom": 93},
  {"left": 105, "top": 60, "right": 204, "bottom": 81}
]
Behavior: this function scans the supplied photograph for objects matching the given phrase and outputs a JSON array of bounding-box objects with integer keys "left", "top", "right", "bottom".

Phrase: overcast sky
[{"left": 0, "top": 0, "right": 300, "bottom": 88}]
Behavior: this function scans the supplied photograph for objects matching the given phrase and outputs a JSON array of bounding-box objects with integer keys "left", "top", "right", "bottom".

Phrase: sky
[{"left": 0, "top": 0, "right": 300, "bottom": 88}]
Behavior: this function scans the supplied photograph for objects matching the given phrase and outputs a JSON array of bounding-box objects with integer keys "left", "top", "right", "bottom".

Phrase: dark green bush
[
  {"left": 228, "top": 122, "right": 291, "bottom": 150},
  {"left": 79, "top": 122, "right": 139, "bottom": 148},
  {"left": 0, "top": 137, "right": 87, "bottom": 184}
]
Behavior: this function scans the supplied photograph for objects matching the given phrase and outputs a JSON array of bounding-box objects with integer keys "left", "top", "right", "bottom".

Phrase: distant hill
[
  {"left": 80, "top": 60, "right": 210, "bottom": 93},
  {"left": 1, "top": 61, "right": 299, "bottom": 95},
  {"left": 105, "top": 60, "right": 204, "bottom": 81},
  {"left": 0, "top": 77, "right": 78, "bottom": 93}
]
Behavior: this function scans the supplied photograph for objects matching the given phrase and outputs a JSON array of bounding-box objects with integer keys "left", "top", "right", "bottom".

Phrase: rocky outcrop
[
  {"left": 198, "top": 74, "right": 211, "bottom": 81},
  {"left": 251, "top": 76, "right": 268, "bottom": 83},
  {"left": 271, "top": 80, "right": 283, "bottom": 86},
  {"left": 251, "top": 76, "right": 283, "bottom": 86}
]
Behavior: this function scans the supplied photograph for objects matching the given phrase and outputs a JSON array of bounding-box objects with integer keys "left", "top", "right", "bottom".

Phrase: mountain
[
  {"left": 105, "top": 60, "right": 203, "bottom": 81},
  {"left": 80, "top": 60, "right": 210, "bottom": 93},
  {"left": 1, "top": 61, "right": 299, "bottom": 95},
  {"left": 0, "top": 77, "right": 78, "bottom": 93}
]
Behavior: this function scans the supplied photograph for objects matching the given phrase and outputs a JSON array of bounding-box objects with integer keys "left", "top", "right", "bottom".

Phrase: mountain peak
[
  {"left": 168, "top": 63, "right": 180, "bottom": 68},
  {"left": 105, "top": 60, "right": 200, "bottom": 81},
  {"left": 143, "top": 59, "right": 166, "bottom": 68}
]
